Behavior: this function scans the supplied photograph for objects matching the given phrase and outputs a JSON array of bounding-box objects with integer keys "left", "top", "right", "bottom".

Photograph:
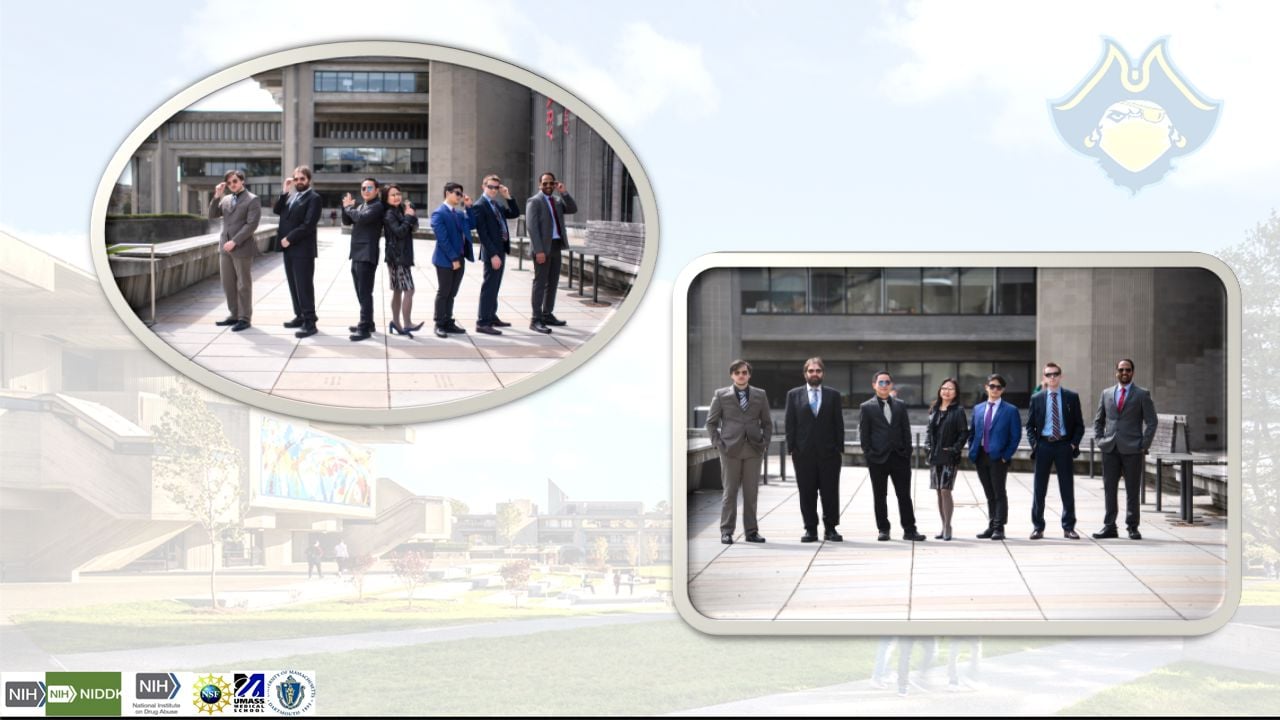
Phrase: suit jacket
[
  {"left": 785, "top": 385, "right": 845, "bottom": 460},
  {"left": 969, "top": 400, "right": 1022, "bottom": 463},
  {"left": 429, "top": 203, "right": 475, "bottom": 268},
  {"left": 209, "top": 191, "right": 261, "bottom": 258},
  {"left": 273, "top": 189, "right": 321, "bottom": 258},
  {"left": 706, "top": 385, "right": 772, "bottom": 460},
  {"left": 858, "top": 396, "right": 913, "bottom": 464},
  {"left": 524, "top": 191, "right": 577, "bottom": 255},
  {"left": 343, "top": 199, "right": 385, "bottom": 264},
  {"left": 1026, "top": 388, "right": 1085, "bottom": 458},
  {"left": 383, "top": 205, "right": 419, "bottom": 267},
  {"left": 471, "top": 195, "right": 519, "bottom": 258},
  {"left": 925, "top": 404, "right": 968, "bottom": 466},
  {"left": 1094, "top": 383, "right": 1158, "bottom": 454}
]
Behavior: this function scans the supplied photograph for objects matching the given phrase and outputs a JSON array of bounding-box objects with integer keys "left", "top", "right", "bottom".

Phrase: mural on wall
[{"left": 259, "top": 416, "right": 373, "bottom": 507}]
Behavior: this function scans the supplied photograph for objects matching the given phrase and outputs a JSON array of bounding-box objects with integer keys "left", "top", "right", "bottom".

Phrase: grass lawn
[
  {"left": 14, "top": 590, "right": 662, "bottom": 655},
  {"left": 1241, "top": 580, "right": 1280, "bottom": 606},
  {"left": 1060, "top": 661, "right": 1280, "bottom": 715},
  {"left": 198, "top": 620, "right": 1045, "bottom": 715}
]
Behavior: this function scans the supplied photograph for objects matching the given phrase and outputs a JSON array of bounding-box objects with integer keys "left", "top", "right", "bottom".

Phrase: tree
[
  {"left": 390, "top": 551, "right": 430, "bottom": 609},
  {"left": 588, "top": 536, "right": 611, "bottom": 569},
  {"left": 1220, "top": 210, "right": 1280, "bottom": 562},
  {"left": 447, "top": 498, "right": 469, "bottom": 518},
  {"left": 641, "top": 535, "right": 660, "bottom": 566},
  {"left": 150, "top": 380, "right": 243, "bottom": 610},
  {"left": 496, "top": 503, "right": 527, "bottom": 546},
  {"left": 348, "top": 554, "right": 377, "bottom": 601},
  {"left": 500, "top": 559, "right": 531, "bottom": 608},
  {"left": 652, "top": 500, "right": 671, "bottom": 515},
  {"left": 624, "top": 537, "right": 639, "bottom": 567}
]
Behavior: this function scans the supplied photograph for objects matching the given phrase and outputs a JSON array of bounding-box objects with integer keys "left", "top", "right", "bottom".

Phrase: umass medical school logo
[{"left": 1051, "top": 39, "right": 1220, "bottom": 192}]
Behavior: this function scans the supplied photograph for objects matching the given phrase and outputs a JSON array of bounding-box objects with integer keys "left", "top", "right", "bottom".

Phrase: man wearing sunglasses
[
  {"left": 471, "top": 174, "right": 520, "bottom": 334},
  {"left": 705, "top": 359, "right": 773, "bottom": 544},
  {"left": 1092, "top": 358, "right": 1158, "bottom": 540},
  {"left": 209, "top": 169, "right": 262, "bottom": 333},
  {"left": 525, "top": 172, "right": 577, "bottom": 334},
  {"left": 1025, "top": 362, "right": 1085, "bottom": 539},
  {"left": 968, "top": 374, "right": 1022, "bottom": 541},
  {"left": 429, "top": 182, "right": 475, "bottom": 339},
  {"left": 274, "top": 166, "right": 322, "bottom": 338},
  {"left": 342, "top": 178, "right": 386, "bottom": 341},
  {"left": 859, "top": 371, "right": 925, "bottom": 542}
]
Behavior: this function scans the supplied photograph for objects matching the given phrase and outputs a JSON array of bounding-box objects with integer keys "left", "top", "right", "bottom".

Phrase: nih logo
[
  {"left": 136, "top": 672, "right": 181, "bottom": 700},
  {"left": 4, "top": 680, "right": 46, "bottom": 707}
]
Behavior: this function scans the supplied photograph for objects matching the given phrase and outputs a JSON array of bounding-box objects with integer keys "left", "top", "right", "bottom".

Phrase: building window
[
  {"left": 959, "top": 267, "right": 995, "bottom": 314},
  {"left": 808, "top": 268, "right": 845, "bottom": 314},
  {"left": 179, "top": 157, "right": 281, "bottom": 178},
  {"left": 748, "top": 360, "right": 1033, "bottom": 410},
  {"left": 884, "top": 269, "right": 922, "bottom": 314},
  {"left": 922, "top": 268, "right": 958, "bottom": 314},
  {"left": 770, "top": 269, "right": 807, "bottom": 313},
  {"left": 846, "top": 270, "right": 882, "bottom": 313},
  {"left": 314, "top": 71, "right": 428, "bottom": 94},
  {"left": 313, "top": 147, "right": 426, "bottom": 175},
  {"left": 997, "top": 268, "right": 1036, "bottom": 315},
  {"left": 740, "top": 268, "right": 1034, "bottom": 316}
]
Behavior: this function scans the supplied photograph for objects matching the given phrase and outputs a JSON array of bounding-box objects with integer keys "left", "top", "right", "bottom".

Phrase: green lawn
[
  {"left": 1060, "top": 662, "right": 1280, "bottom": 715},
  {"left": 1241, "top": 580, "right": 1280, "bottom": 607}
]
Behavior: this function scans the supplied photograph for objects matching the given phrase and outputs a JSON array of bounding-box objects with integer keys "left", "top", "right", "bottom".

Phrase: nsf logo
[{"left": 265, "top": 670, "right": 316, "bottom": 716}]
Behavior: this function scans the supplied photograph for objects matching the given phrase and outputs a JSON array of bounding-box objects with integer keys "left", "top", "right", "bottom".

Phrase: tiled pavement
[
  {"left": 688, "top": 468, "right": 1228, "bottom": 622},
  {"left": 150, "top": 229, "right": 623, "bottom": 409}
]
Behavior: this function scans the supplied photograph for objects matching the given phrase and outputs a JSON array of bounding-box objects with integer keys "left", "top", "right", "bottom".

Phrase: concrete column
[
  {"left": 688, "top": 268, "right": 743, "bottom": 426},
  {"left": 429, "top": 63, "right": 531, "bottom": 200},
  {"left": 1090, "top": 268, "right": 1156, "bottom": 408},
  {"left": 1037, "top": 268, "right": 1098, "bottom": 403}
]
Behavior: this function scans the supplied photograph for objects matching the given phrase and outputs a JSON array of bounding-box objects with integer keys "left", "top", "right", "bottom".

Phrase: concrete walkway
[
  {"left": 150, "top": 228, "right": 624, "bottom": 409},
  {"left": 689, "top": 468, "right": 1228, "bottom": 622}
]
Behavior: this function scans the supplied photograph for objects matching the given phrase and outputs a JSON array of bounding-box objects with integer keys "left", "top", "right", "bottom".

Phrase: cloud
[
  {"left": 2, "top": 227, "right": 93, "bottom": 272},
  {"left": 188, "top": 79, "right": 280, "bottom": 112},
  {"left": 873, "top": 1, "right": 1280, "bottom": 186}
]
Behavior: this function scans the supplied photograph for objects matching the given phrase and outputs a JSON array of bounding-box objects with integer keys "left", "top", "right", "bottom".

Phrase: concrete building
[
  {"left": 687, "top": 265, "right": 1227, "bottom": 451},
  {"left": 0, "top": 233, "right": 449, "bottom": 582}
]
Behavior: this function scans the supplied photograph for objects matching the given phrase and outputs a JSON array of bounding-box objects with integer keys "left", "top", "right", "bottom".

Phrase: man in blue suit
[
  {"left": 1025, "top": 362, "right": 1086, "bottom": 540},
  {"left": 968, "top": 373, "right": 1022, "bottom": 540},
  {"left": 470, "top": 174, "right": 520, "bottom": 335},
  {"left": 429, "top": 182, "right": 475, "bottom": 339}
]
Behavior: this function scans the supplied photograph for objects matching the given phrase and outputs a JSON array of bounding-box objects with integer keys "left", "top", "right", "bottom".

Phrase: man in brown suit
[
  {"left": 705, "top": 359, "right": 773, "bottom": 545},
  {"left": 209, "top": 169, "right": 262, "bottom": 332}
]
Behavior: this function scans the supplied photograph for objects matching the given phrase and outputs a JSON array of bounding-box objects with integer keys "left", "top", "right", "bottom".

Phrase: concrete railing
[{"left": 108, "top": 225, "right": 278, "bottom": 311}]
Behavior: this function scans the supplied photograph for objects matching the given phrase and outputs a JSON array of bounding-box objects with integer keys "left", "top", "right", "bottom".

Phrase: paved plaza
[
  {"left": 149, "top": 228, "right": 623, "bottom": 409},
  {"left": 688, "top": 468, "right": 1228, "bottom": 622}
]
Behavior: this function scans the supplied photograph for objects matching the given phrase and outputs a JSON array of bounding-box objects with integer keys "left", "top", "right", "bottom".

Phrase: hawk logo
[{"left": 1051, "top": 38, "right": 1220, "bottom": 192}]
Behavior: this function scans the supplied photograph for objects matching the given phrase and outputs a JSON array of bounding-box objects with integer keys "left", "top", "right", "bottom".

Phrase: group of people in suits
[
  {"left": 209, "top": 166, "right": 578, "bottom": 341},
  {"left": 705, "top": 357, "right": 1158, "bottom": 545}
]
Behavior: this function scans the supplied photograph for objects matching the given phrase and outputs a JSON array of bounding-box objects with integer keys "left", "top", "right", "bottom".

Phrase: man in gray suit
[
  {"left": 525, "top": 172, "right": 577, "bottom": 334},
  {"left": 1093, "top": 358, "right": 1158, "bottom": 540},
  {"left": 705, "top": 359, "right": 772, "bottom": 545},
  {"left": 208, "top": 169, "right": 262, "bottom": 332}
]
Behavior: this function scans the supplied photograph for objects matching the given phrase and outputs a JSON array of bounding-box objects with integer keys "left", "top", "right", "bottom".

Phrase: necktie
[
  {"left": 983, "top": 403, "right": 994, "bottom": 452},
  {"left": 1051, "top": 392, "right": 1062, "bottom": 437},
  {"left": 231, "top": 192, "right": 238, "bottom": 210},
  {"left": 494, "top": 199, "right": 509, "bottom": 240},
  {"left": 288, "top": 191, "right": 299, "bottom": 209},
  {"left": 809, "top": 388, "right": 819, "bottom": 416},
  {"left": 1117, "top": 387, "right": 1127, "bottom": 413},
  {"left": 882, "top": 399, "right": 892, "bottom": 424},
  {"left": 738, "top": 389, "right": 749, "bottom": 412},
  {"left": 547, "top": 196, "right": 562, "bottom": 239}
]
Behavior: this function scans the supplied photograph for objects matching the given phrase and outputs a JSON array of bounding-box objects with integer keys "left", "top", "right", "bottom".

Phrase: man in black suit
[
  {"left": 274, "top": 166, "right": 323, "bottom": 338},
  {"left": 785, "top": 357, "right": 846, "bottom": 543},
  {"left": 342, "top": 177, "right": 386, "bottom": 341},
  {"left": 1025, "top": 362, "right": 1086, "bottom": 540},
  {"left": 471, "top": 174, "right": 520, "bottom": 335},
  {"left": 859, "top": 371, "right": 925, "bottom": 542}
]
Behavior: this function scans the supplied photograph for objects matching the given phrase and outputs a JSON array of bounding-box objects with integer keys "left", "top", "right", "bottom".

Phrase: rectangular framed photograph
[{"left": 673, "top": 253, "right": 1240, "bottom": 636}]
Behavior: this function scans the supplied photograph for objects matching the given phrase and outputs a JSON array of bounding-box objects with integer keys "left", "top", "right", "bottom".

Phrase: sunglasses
[
  {"left": 361, "top": 185, "right": 376, "bottom": 191},
  {"left": 875, "top": 380, "right": 892, "bottom": 387},
  {"left": 1043, "top": 371, "right": 1061, "bottom": 378},
  {"left": 731, "top": 370, "right": 749, "bottom": 376},
  {"left": 987, "top": 384, "right": 1005, "bottom": 390},
  {"left": 1117, "top": 368, "right": 1134, "bottom": 373},
  {"left": 485, "top": 184, "right": 501, "bottom": 190}
]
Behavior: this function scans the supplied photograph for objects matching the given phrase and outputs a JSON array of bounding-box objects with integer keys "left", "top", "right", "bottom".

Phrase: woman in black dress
[
  {"left": 381, "top": 184, "right": 421, "bottom": 337},
  {"left": 926, "top": 377, "right": 968, "bottom": 540}
]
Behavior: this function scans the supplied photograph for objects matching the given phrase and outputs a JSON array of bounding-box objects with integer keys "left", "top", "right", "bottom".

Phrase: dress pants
[
  {"left": 868, "top": 453, "right": 918, "bottom": 533},
  {"left": 434, "top": 264, "right": 465, "bottom": 325},
  {"left": 719, "top": 452, "right": 762, "bottom": 534},
  {"left": 1031, "top": 439, "right": 1077, "bottom": 531},
  {"left": 1101, "top": 450, "right": 1143, "bottom": 530},
  {"left": 351, "top": 261, "right": 376, "bottom": 327},
  {"left": 478, "top": 252, "right": 505, "bottom": 325},
  {"left": 975, "top": 449, "right": 1009, "bottom": 529},
  {"left": 794, "top": 452, "right": 841, "bottom": 533},
  {"left": 531, "top": 245, "right": 562, "bottom": 321},
  {"left": 283, "top": 252, "right": 317, "bottom": 321},
  {"left": 219, "top": 253, "right": 253, "bottom": 321}
]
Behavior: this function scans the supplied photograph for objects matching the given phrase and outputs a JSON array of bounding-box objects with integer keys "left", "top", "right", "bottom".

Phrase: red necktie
[{"left": 1117, "top": 387, "right": 1127, "bottom": 413}]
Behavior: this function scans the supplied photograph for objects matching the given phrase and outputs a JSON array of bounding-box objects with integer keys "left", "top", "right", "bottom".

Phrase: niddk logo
[
  {"left": 1051, "top": 38, "right": 1220, "bottom": 192},
  {"left": 266, "top": 670, "right": 316, "bottom": 716},
  {"left": 45, "top": 672, "right": 121, "bottom": 717}
]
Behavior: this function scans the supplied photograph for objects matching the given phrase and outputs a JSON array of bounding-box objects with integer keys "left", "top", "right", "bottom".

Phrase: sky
[{"left": 1, "top": 1, "right": 1277, "bottom": 513}]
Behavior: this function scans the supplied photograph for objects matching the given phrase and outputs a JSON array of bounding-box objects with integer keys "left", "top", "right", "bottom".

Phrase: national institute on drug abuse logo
[{"left": 1051, "top": 38, "right": 1220, "bottom": 192}]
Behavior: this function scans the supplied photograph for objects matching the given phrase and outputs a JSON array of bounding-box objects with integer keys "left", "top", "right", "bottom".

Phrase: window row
[
  {"left": 314, "top": 71, "right": 428, "bottom": 93},
  {"left": 314, "top": 120, "right": 428, "bottom": 140},
  {"left": 741, "top": 268, "right": 1036, "bottom": 315},
  {"left": 180, "top": 157, "right": 282, "bottom": 178},
  {"left": 314, "top": 188, "right": 427, "bottom": 208},
  {"left": 744, "top": 360, "right": 1035, "bottom": 410},
  {"left": 312, "top": 147, "right": 427, "bottom": 175}
]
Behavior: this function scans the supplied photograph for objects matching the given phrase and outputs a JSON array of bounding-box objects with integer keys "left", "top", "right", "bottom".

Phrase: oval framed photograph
[{"left": 91, "top": 41, "right": 658, "bottom": 424}]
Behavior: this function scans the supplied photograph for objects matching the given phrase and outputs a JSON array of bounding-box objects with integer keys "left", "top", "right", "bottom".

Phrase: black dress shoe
[
  {"left": 877, "top": 531, "right": 890, "bottom": 542},
  {"left": 1029, "top": 529, "right": 1044, "bottom": 540},
  {"left": 434, "top": 326, "right": 449, "bottom": 339},
  {"left": 529, "top": 320, "right": 552, "bottom": 334},
  {"left": 903, "top": 531, "right": 926, "bottom": 542},
  {"left": 543, "top": 314, "right": 567, "bottom": 326},
  {"left": 976, "top": 528, "right": 995, "bottom": 539},
  {"left": 492, "top": 318, "right": 512, "bottom": 328},
  {"left": 283, "top": 317, "right": 304, "bottom": 329},
  {"left": 215, "top": 317, "right": 238, "bottom": 326},
  {"left": 745, "top": 532, "right": 766, "bottom": 543},
  {"left": 1092, "top": 528, "right": 1119, "bottom": 539},
  {"left": 476, "top": 324, "right": 502, "bottom": 335},
  {"left": 349, "top": 327, "right": 371, "bottom": 341},
  {"left": 444, "top": 322, "right": 467, "bottom": 334},
  {"left": 721, "top": 533, "right": 733, "bottom": 545},
  {"left": 800, "top": 531, "right": 819, "bottom": 543},
  {"left": 231, "top": 320, "right": 251, "bottom": 332},
  {"left": 990, "top": 529, "right": 1006, "bottom": 541},
  {"left": 824, "top": 530, "right": 843, "bottom": 542},
  {"left": 1064, "top": 529, "right": 1080, "bottom": 539},
  {"left": 294, "top": 324, "right": 317, "bottom": 339},
  {"left": 1128, "top": 529, "right": 1142, "bottom": 540}
]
